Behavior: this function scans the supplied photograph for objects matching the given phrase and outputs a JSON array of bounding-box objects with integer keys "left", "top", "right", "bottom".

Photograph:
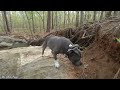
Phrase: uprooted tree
[{"left": 28, "top": 17, "right": 120, "bottom": 63}]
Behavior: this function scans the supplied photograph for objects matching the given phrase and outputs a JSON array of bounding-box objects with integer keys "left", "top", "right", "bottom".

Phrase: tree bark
[
  {"left": 100, "top": 11, "right": 104, "bottom": 20},
  {"left": 51, "top": 11, "right": 54, "bottom": 29},
  {"left": 72, "top": 12, "right": 74, "bottom": 28},
  {"left": 25, "top": 11, "right": 34, "bottom": 38},
  {"left": 76, "top": 11, "right": 79, "bottom": 27},
  {"left": 55, "top": 11, "right": 58, "bottom": 31},
  {"left": 64, "top": 11, "right": 66, "bottom": 28},
  {"left": 93, "top": 11, "right": 96, "bottom": 21},
  {"left": 84, "top": 11, "right": 87, "bottom": 23},
  {"left": 43, "top": 11, "right": 45, "bottom": 31},
  {"left": 2, "top": 11, "right": 11, "bottom": 34},
  {"left": 68, "top": 11, "right": 70, "bottom": 28},
  {"left": 105, "top": 11, "right": 112, "bottom": 18},
  {"left": 87, "top": 11, "right": 90, "bottom": 22},
  {"left": 46, "top": 11, "right": 51, "bottom": 32},
  {"left": 8, "top": 11, "right": 12, "bottom": 31},
  {"left": 59, "top": 12, "right": 61, "bottom": 30},
  {"left": 80, "top": 11, "right": 83, "bottom": 26},
  {"left": 31, "top": 11, "right": 35, "bottom": 33},
  {"left": 113, "top": 11, "right": 118, "bottom": 16}
]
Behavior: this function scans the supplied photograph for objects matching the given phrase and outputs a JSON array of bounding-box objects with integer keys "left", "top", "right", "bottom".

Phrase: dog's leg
[
  {"left": 52, "top": 51, "right": 60, "bottom": 68},
  {"left": 54, "top": 59, "right": 60, "bottom": 68}
]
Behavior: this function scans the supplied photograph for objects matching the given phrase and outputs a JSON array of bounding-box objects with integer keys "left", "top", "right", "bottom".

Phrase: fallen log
[
  {"left": 0, "top": 42, "right": 12, "bottom": 47},
  {"left": 0, "top": 36, "right": 29, "bottom": 50}
]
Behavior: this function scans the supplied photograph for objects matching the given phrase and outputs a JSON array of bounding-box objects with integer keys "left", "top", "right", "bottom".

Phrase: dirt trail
[
  {"left": 0, "top": 42, "right": 119, "bottom": 79},
  {"left": 0, "top": 46, "right": 85, "bottom": 79}
]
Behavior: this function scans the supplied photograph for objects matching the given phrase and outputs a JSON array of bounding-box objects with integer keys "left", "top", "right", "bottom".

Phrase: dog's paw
[{"left": 54, "top": 60, "right": 60, "bottom": 68}]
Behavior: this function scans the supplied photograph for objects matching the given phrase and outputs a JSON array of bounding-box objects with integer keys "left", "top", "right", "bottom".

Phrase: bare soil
[{"left": 0, "top": 44, "right": 119, "bottom": 79}]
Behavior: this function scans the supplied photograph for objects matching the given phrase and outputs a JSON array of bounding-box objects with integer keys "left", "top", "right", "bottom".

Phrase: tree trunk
[
  {"left": 46, "top": 11, "right": 51, "bottom": 32},
  {"left": 80, "top": 11, "right": 83, "bottom": 26},
  {"left": 68, "top": 11, "right": 70, "bottom": 28},
  {"left": 59, "top": 12, "right": 61, "bottom": 30},
  {"left": 113, "top": 11, "right": 118, "bottom": 16},
  {"left": 105, "top": 11, "right": 112, "bottom": 18},
  {"left": 100, "top": 11, "right": 104, "bottom": 20},
  {"left": 31, "top": 11, "right": 35, "bottom": 33},
  {"left": 21, "top": 11, "right": 28, "bottom": 31},
  {"left": 76, "top": 11, "right": 79, "bottom": 27},
  {"left": 86, "top": 12, "right": 89, "bottom": 23},
  {"left": 43, "top": 11, "right": 45, "bottom": 31},
  {"left": 72, "top": 12, "right": 74, "bottom": 28},
  {"left": 36, "top": 11, "right": 44, "bottom": 32},
  {"left": 8, "top": 11, "right": 12, "bottom": 31},
  {"left": 93, "top": 11, "right": 96, "bottom": 21},
  {"left": 64, "top": 11, "right": 66, "bottom": 28},
  {"left": 2, "top": 11, "right": 11, "bottom": 34},
  {"left": 84, "top": 11, "right": 87, "bottom": 23},
  {"left": 55, "top": 11, "right": 58, "bottom": 31},
  {"left": 25, "top": 11, "right": 34, "bottom": 38},
  {"left": 51, "top": 11, "right": 54, "bottom": 29}
]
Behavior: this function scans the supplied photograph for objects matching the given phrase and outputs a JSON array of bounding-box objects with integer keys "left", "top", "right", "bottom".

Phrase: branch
[
  {"left": 113, "top": 68, "right": 120, "bottom": 79},
  {"left": 36, "top": 11, "right": 44, "bottom": 22}
]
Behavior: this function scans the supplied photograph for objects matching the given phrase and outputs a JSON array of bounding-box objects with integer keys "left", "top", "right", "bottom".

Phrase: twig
[
  {"left": 81, "top": 31, "right": 86, "bottom": 38},
  {"left": 113, "top": 68, "right": 120, "bottom": 79}
]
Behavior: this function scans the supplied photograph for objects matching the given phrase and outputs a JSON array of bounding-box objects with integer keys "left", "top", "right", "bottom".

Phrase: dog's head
[{"left": 67, "top": 44, "right": 82, "bottom": 66}]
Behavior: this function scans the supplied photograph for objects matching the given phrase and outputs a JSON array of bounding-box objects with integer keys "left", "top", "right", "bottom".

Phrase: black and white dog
[{"left": 42, "top": 35, "right": 82, "bottom": 68}]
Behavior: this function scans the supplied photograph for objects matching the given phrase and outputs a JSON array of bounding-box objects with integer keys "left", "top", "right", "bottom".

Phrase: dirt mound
[
  {"left": 77, "top": 17, "right": 120, "bottom": 79},
  {"left": 63, "top": 17, "right": 120, "bottom": 79},
  {"left": 96, "top": 17, "right": 120, "bottom": 62}
]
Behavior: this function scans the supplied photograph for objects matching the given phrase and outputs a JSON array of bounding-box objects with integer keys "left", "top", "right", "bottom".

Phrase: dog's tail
[{"left": 41, "top": 38, "right": 47, "bottom": 56}]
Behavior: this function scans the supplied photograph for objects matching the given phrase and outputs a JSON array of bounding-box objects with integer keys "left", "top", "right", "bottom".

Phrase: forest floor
[{"left": 0, "top": 44, "right": 119, "bottom": 79}]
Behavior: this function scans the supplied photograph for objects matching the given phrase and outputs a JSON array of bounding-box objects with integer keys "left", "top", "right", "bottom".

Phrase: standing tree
[
  {"left": 68, "top": 11, "right": 70, "bottom": 28},
  {"left": 76, "top": 11, "right": 79, "bottom": 27},
  {"left": 8, "top": 11, "right": 12, "bottom": 31},
  {"left": 105, "top": 11, "right": 112, "bottom": 18},
  {"left": 36, "top": 11, "right": 45, "bottom": 32},
  {"left": 64, "top": 11, "right": 66, "bottom": 28},
  {"left": 46, "top": 11, "right": 51, "bottom": 32},
  {"left": 58, "top": 12, "right": 61, "bottom": 29},
  {"left": 51, "top": 11, "right": 54, "bottom": 29},
  {"left": 43, "top": 11, "right": 45, "bottom": 31},
  {"left": 100, "top": 11, "right": 104, "bottom": 20},
  {"left": 2, "top": 11, "right": 11, "bottom": 34},
  {"left": 93, "top": 11, "right": 96, "bottom": 21},
  {"left": 31, "top": 11, "right": 35, "bottom": 33},
  {"left": 71, "top": 12, "right": 75, "bottom": 28},
  {"left": 25, "top": 11, "right": 34, "bottom": 38},
  {"left": 87, "top": 11, "right": 90, "bottom": 22},
  {"left": 80, "top": 11, "right": 83, "bottom": 26},
  {"left": 113, "top": 11, "right": 118, "bottom": 16},
  {"left": 55, "top": 11, "right": 58, "bottom": 31}
]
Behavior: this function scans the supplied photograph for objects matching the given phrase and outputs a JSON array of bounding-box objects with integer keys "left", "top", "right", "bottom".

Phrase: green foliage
[
  {"left": 0, "top": 11, "right": 116, "bottom": 34},
  {"left": 116, "top": 38, "right": 120, "bottom": 43}
]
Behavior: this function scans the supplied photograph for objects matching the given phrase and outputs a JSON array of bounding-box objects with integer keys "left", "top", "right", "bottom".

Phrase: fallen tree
[
  {"left": 28, "top": 22, "right": 97, "bottom": 48},
  {"left": 95, "top": 16, "right": 120, "bottom": 62},
  {"left": 0, "top": 36, "right": 29, "bottom": 50}
]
